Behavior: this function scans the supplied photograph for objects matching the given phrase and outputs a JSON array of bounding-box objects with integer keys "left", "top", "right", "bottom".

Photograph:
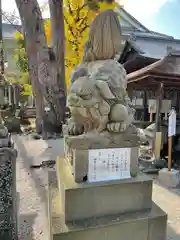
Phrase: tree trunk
[
  {"left": 48, "top": 0, "right": 66, "bottom": 122},
  {"left": 27, "top": 45, "right": 44, "bottom": 133},
  {"left": 15, "top": 0, "right": 66, "bottom": 129},
  {"left": 15, "top": 0, "right": 45, "bottom": 133}
]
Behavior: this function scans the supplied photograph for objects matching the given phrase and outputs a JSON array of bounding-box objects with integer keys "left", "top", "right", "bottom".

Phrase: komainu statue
[{"left": 65, "top": 10, "right": 139, "bottom": 146}]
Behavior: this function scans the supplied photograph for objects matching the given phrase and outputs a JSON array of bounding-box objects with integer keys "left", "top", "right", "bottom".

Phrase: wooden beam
[
  {"left": 129, "top": 83, "right": 180, "bottom": 89},
  {"left": 155, "top": 82, "right": 164, "bottom": 132},
  {"left": 143, "top": 91, "right": 148, "bottom": 121},
  {"left": 128, "top": 74, "right": 151, "bottom": 82},
  {"left": 150, "top": 73, "right": 180, "bottom": 80},
  {"left": 128, "top": 72, "right": 180, "bottom": 85},
  {"left": 128, "top": 79, "right": 180, "bottom": 89}
]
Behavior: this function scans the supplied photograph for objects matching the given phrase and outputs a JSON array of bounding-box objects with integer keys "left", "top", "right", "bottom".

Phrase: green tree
[
  {"left": 14, "top": 0, "right": 119, "bottom": 133},
  {"left": 13, "top": 33, "right": 28, "bottom": 73},
  {"left": 12, "top": 32, "right": 32, "bottom": 95}
]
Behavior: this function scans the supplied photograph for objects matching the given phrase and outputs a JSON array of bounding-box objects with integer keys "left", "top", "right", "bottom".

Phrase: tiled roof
[
  {"left": 130, "top": 35, "right": 180, "bottom": 59},
  {"left": 127, "top": 52, "right": 180, "bottom": 82},
  {"left": 2, "top": 23, "right": 22, "bottom": 39},
  {"left": 119, "top": 33, "right": 180, "bottom": 64}
]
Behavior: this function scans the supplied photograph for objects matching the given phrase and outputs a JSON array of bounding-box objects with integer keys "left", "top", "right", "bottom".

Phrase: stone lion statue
[{"left": 66, "top": 10, "right": 135, "bottom": 137}]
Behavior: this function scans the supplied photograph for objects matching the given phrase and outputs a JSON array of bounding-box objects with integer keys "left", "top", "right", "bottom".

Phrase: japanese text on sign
[{"left": 88, "top": 148, "right": 131, "bottom": 183}]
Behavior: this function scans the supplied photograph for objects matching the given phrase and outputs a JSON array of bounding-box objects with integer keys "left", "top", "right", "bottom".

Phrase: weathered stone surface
[
  {"left": 56, "top": 158, "right": 152, "bottom": 221},
  {"left": 65, "top": 125, "right": 140, "bottom": 150},
  {"left": 0, "top": 230, "right": 15, "bottom": 240},
  {"left": 50, "top": 9, "right": 168, "bottom": 240},
  {"left": 42, "top": 111, "right": 63, "bottom": 138},
  {"left": 4, "top": 117, "right": 21, "bottom": 133},
  {"left": 0, "top": 135, "right": 11, "bottom": 148},
  {"left": 71, "top": 149, "right": 88, "bottom": 182},
  {"left": 158, "top": 168, "right": 180, "bottom": 188},
  {"left": 0, "top": 147, "right": 18, "bottom": 239},
  {"left": 69, "top": 147, "right": 139, "bottom": 182},
  {"left": 70, "top": 64, "right": 88, "bottom": 83},
  {"left": 67, "top": 58, "right": 136, "bottom": 136},
  {"left": 148, "top": 215, "right": 167, "bottom": 240},
  {"left": 0, "top": 124, "right": 8, "bottom": 138},
  {"left": 63, "top": 124, "right": 139, "bottom": 183},
  {"left": 48, "top": 171, "right": 167, "bottom": 240},
  {"left": 0, "top": 213, "right": 13, "bottom": 229},
  {"left": 64, "top": 136, "right": 73, "bottom": 166},
  {"left": 83, "top": 10, "right": 122, "bottom": 62}
]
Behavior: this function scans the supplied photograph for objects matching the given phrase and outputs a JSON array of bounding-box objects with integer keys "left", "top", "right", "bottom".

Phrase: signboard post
[
  {"left": 149, "top": 106, "right": 153, "bottom": 122},
  {"left": 168, "top": 109, "right": 176, "bottom": 171}
]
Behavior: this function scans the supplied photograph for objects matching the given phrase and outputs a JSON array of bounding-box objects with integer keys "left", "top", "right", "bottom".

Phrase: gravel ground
[{"left": 13, "top": 135, "right": 180, "bottom": 240}]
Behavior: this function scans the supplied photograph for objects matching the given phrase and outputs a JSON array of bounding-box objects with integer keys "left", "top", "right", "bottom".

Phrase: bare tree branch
[{"left": 2, "top": 11, "right": 22, "bottom": 33}]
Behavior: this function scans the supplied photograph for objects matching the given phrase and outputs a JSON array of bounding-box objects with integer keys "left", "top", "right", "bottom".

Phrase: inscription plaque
[{"left": 88, "top": 148, "right": 131, "bottom": 182}]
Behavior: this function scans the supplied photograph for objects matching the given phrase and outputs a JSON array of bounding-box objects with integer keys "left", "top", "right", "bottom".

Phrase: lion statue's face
[{"left": 68, "top": 76, "right": 107, "bottom": 132}]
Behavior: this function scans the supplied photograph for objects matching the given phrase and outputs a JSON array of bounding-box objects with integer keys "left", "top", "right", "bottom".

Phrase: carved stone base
[
  {"left": 65, "top": 125, "right": 140, "bottom": 150},
  {"left": 64, "top": 125, "right": 140, "bottom": 183},
  {"left": 56, "top": 158, "right": 152, "bottom": 221},
  {"left": 68, "top": 147, "right": 139, "bottom": 182},
  {"left": 48, "top": 170, "right": 167, "bottom": 240}
]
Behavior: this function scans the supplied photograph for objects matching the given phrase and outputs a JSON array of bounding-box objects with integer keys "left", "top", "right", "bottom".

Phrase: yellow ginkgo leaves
[{"left": 14, "top": 0, "right": 121, "bottom": 91}]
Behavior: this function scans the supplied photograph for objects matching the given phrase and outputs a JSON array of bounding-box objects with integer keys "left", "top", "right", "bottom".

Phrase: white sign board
[
  {"left": 168, "top": 110, "right": 176, "bottom": 137},
  {"left": 148, "top": 99, "right": 156, "bottom": 113},
  {"left": 148, "top": 99, "right": 171, "bottom": 113},
  {"left": 131, "top": 98, "right": 143, "bottom": 106},
  {"left": 161, "top": 100, "right": 171, "bottom": 113},
  {"left": 88, "top": 148, "right": 131, "bottom": 183}
]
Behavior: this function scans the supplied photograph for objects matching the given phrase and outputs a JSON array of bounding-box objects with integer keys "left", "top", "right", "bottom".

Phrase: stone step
[
  {"left": 56, "top": 158, "right": 153, "bottom": 222},
  {"left": 48, "top": 170, "right": 167, "bottom": 240}
]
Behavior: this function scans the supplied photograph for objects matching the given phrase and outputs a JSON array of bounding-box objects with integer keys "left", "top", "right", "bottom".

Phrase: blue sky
[
  {"left": 121, "top": 0, "right": 179, "bottom": 38},
  {"left": 147, "top": 0, "right": 180, "bottom": 39},
  {"left": 3, "top": 0, "right": 180, "bottom": 39}
]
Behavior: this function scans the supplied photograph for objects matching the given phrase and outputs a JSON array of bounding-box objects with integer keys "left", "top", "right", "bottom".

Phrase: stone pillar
[
  {"left": 8, "top": 85, "right": 12, "bottom": 106},
  {"left": 0, "top": 86, "right": 4, "bottom": 106},
  {"left": 27, "top": 96, "right": 34, "bottom": 107},
  {"left": 4, "top": 86, "right": 8, "bottom": 105},
  {"left": 33, "top": 96, "right": 35, "bottom": 107},
  {"left": 13, "top": 86, "right": 17, "bottom": 106},
  {"left": 0, "top": 133, "right": 18, "bottom": 239},
  {"left": 31, "top": 96, "right": 34, "bottom": 107}
]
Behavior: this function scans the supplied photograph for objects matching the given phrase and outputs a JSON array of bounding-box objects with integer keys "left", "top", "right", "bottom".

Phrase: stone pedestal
[
  {"left": 0, "top": 136, "right": 18, "bottom": 239},
  {"left": 158, "top": 168, "right": 180, "bottom": 188},
  {"left": 48, "top": 169, "right": 167, "bottom": 240},
  {"left": 56, "top": 158, "right": 152, "bottom": 222},
  {"left": 64, "top": 129, "right": 140, "bottom": 182},
  {"left": 48, "top": 132, "right": 167, "bottom": 240}
]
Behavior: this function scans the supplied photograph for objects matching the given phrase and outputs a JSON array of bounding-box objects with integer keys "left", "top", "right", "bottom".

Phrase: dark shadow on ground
[
  {"left": 18, "top": 213, "right": 37, "bottom": 240},
  {"left": 13, "top": 135, "right": 48, "bottom": 217}
]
